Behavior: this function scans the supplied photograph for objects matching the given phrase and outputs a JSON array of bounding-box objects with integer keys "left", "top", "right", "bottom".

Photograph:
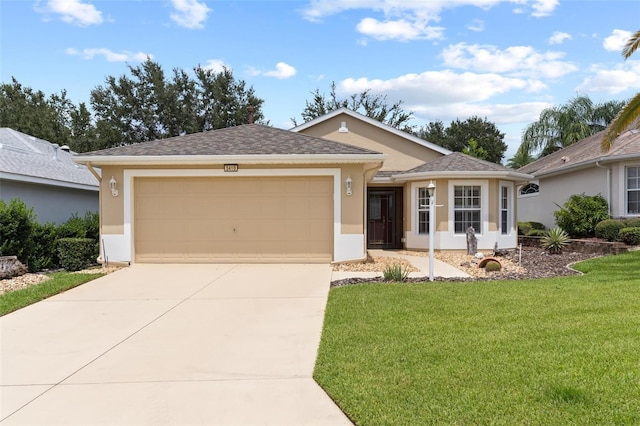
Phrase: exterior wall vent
[{"left": 339, "top": 121, "right": 348, "bottom": 133}]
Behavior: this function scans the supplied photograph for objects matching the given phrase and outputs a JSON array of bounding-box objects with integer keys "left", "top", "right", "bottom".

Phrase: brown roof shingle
[
  {"left": 401, "top": 152, "right": 516, "bottom": 174},
  {"left": 81, "top": 124, "right": 381, "bottom": 157}
]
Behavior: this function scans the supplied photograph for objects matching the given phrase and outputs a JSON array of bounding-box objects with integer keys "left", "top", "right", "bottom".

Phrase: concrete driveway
[{"left": 0, "top": 264, "right": 352, "bottom": 425}]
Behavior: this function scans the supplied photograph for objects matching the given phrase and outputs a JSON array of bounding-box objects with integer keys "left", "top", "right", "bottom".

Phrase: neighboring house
[
  {"left": 74, "top": 108, "right": 532, "bottom": 265},
  {"left": 0, "top": 128, "right": 99, "bottom": 224},
  {"left": 517, "top": 127, "right": 640, "bottom": 229}
]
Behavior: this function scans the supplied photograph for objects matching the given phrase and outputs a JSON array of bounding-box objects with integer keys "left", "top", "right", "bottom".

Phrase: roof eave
[
  {"left": 73, "top": 153, "right": 387, "bottom": 166},
  {"left": 391, "top": 170, "right": 534, "bottom": 182},
  {"left": 0, "top": 171, "right": 99, "bottom": 190},
  {"left": 533, "top": 153, "right": 640, "bottom": 178}
]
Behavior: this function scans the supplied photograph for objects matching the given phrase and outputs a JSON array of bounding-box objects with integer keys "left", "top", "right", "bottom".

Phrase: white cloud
[
  {"left": 357, "top": 17, "right": 444, "bottom": 41},
  {"left": 530, "top": 0, "right": 558, "bottom": 17},
  {"left": 170, "top": 0, "right": 211, "bottom": 29},
  {"left": 338, "top": 69, "right": 543, "bottom": 106},
  {"left": 38, "top": 0, "right": 103, "bottom": 26},
  {"left": 467, "top": 19, "right": 485, "bottom": 32},
  {"left": 249, "top": 62, "right": 297, "bottom": 79},
  {"left": 441, "top": 43, "right": 577, "bottom": 79},
  {"left": 65, "top": 47, "right": 151, "bottom": 62},
  {"left": 410, "top": 101, "right": 550, "bottom": 125},
  {"left": 548, "top": 31, "right": 571, "bottom": 45},
  {"left": 577, "top": 61, "right": 640, "bottom": 95},
  {"left": 202, "top": 59, "right": 227, "bottom": 73},
  {"left": 603, "top": 29, "right": 632, "bottom": 53}
]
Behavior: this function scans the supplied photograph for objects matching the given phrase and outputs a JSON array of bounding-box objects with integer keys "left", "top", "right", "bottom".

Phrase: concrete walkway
[
  {"left": 331, "top": 250, "right": 470, "bottom": 281},
  {"left": 0, "top": 264, "right": 352, "bottom": 425}
]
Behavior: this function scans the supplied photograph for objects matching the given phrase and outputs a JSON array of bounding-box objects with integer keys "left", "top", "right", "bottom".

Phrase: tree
[
  {"left": 519, "top": 95, "right": 625, "bottom": 158},
  {"left": 602, "top": 29, "right": 640, "bottom": 151},
  {"left": 462, "top": 138, "right": 489, "bottom": 160},
  {"left": 415, "top": 116, "right": 507, "bottom": 164},
  {"left": 292, "top": 82, "right": 414, "bottom": 132},
  {"left": 90, "top": 59, "right": 265, "bottom": 148},
  {"left": 506, "top": 147, "right": 535, "bottom": 169}
]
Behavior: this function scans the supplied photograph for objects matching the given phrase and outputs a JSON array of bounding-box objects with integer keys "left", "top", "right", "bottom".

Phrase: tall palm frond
[
  {"left": 622, "top": 29, "right": 640, "bottom": 59},
  {"left": 602, "top": 92, "right": 640, "bottom": 151}
]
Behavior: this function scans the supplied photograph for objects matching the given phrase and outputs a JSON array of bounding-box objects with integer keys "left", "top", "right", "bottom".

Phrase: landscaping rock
[{"left": 0, "top": 256, "right": 28, "bottom": 280}]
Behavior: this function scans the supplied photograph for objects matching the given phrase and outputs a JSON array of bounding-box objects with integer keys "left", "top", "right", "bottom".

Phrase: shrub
[
  {"left": 0, "top": 198, "right": 36, "bottom": 264},
  {"left": 526, "top": 229, "right": 546, "bottom": 237},
  {"left": 623, "top": 217, "right": 640, "bottom": 228},
  {"left": 57, "top": 238, "right": 99, "bottom": 271},
  {"left": 541, "top": 227, "right": 570, "bottom": 254},
  {"left": 57, "top": 213, "right": 88, "bottom": 239},
  {"left": 594, "top": 219, "right": 626, "bottom": 242},
  {"left": 485, "top": 260, "right": 502, "bottom": 272},
  {"left": 518, "top": 221, "right": 546, "bottom": 236},
  {"left": 383, "top": 263, "right": 410, "bottom": 282},
  {"left": 28, "top": 222, "right": 59, "bottom": 272},
  {"left": 618, "top": 227, "right": 640, "bottom": 246},
  {"left": 553, "top": 194, "right": 608, "bottom": 238}
]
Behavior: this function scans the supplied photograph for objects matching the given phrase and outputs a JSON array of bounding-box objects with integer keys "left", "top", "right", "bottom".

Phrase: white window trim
[
  {"left": 517, "top": 181, "right": 540, "bottom": 198},
  {"left": 417, "top": 186, "right": 431, "bottom": 235},
  {"left": 448, "top": 180, "right": 488, "bottom": 236},
  {"left": 499, "top": 180, "right": 514, "bottom": 236},
  {"left": 626, "top": 165, "right": 640, "bottom": 215}
]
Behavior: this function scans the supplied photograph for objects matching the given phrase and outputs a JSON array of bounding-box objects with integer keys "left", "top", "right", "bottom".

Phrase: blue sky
[{"left": 2, "top": 0, "right": 639, "bottom": 160}]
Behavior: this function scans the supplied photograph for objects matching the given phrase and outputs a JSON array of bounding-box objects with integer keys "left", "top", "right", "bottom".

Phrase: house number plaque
[{"left": 224, "top": 164, "right": 239, "bottom": 172}]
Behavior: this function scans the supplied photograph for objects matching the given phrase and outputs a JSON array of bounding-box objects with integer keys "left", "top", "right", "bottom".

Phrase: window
[
  {"left": 417, "top": 187, "right": 430, "bottom": 234},
  {"left": 519, "top": 183, "right": 539, "bottom": 195},
  {"left": 627, "top": 166, "right": 640, "bottom": 214},
  {"left": 500, "top": 185, "right": 510, "bottom": 235},
  {"left": 454, "top": 185, "right": 481, "bottom": 234}
]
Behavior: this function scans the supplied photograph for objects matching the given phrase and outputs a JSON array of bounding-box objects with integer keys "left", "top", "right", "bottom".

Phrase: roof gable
[
  {"left": 0, "top": 128, "right": 98, "bottom": 188},
  {"left": 290, "top": 107, "right": 451, "bottom": 156},
  {"left": 519, "top": 127, "right": 640, "bottom": 177}
]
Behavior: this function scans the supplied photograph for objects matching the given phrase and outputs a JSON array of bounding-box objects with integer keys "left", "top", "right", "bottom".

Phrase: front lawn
[
  {"left": 314, "top": 251, "right": 640, "bottom": 425},
  {"left": 0, "top": 271, "right": 104, "bottom": 316}
]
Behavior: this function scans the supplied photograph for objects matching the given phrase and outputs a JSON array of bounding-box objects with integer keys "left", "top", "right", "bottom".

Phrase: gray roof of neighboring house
[
  {"left": 0, "top": 128, "right": 98, "bottom": 188},
  {"left": 518, "top": 127, "right": 640, "bottom": 177},
  {"left": 79, "top": 124, "right": 382, "bottom": 157}
]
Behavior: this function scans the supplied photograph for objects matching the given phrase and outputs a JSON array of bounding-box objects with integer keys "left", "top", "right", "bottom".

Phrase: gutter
[
  {"left": 533, "top": 153, "right": 640, "bottom": 179},
  {"left": 390, "top": 170, "right": 534, "bottom": 182}
]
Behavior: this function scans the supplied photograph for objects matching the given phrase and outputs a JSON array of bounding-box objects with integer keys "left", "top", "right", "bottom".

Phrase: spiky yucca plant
[{"left": 541, "top": 227, "right": 570, "bottom": 254}]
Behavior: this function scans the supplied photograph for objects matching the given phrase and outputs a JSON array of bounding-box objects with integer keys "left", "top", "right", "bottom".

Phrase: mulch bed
[{"left": 331, "top": 247, "right": 602, "bottom": 287}]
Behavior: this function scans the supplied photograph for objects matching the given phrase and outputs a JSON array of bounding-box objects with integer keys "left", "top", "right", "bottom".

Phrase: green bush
[
  {"left": 595, "top": 219, "right": 626, "bottom": 242},
  {"left": 383, "top": 263, "right": 410, "bottom": 282},
  {"left": 526, "top": 229, "right": 546, "bottom": 237},
  {"left": 618, "top": 227, "right": 640, "bottom": 246},
  {"left": 28, "top": 222, "right": 59, "bottom": 272},
  {"left": 623, "top": 217, "right": 640, "bottom": 228},
  {"left": 541, "top": 227, "right": 570, "bottom": 254},
  {"left": 518, "top": 221, "right": 546, "bottom": 235},
  {"left": 485, "top": 260, "right": 502, "bottom": 272},
  {"left": 554, "top": 194, "right": 609, "bottom": 238},
  {"left": 57, "top": 238, "right": 99, "bottom": 271},
  {"left": 57, "top": 213, "right": 88, "bottom": 238},
  {"left": 0, "top": 199, "right": 36, "bottom": 264}
]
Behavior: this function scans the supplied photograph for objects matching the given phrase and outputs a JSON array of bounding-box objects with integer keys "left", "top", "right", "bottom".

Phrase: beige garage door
[{"left": 134, "top": 176, "right": 334, "bottom": 263}]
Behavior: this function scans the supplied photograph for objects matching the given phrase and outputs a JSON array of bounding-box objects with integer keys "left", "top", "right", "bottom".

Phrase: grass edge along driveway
[{"left": 314, "top": 251, "right": 640, "bottom": 426}]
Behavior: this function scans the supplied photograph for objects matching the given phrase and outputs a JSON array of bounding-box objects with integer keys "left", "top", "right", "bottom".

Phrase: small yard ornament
[{"left": 466, "top": 226, "right": 477, "bottom": 255}]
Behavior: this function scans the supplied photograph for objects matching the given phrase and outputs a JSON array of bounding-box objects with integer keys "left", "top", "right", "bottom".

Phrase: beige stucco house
[
  {"left": 517, "top": 126, "right": 640, "bottom": 229},
  {"left": 74, "top": 108, "right": 532, "bottom": 265}
]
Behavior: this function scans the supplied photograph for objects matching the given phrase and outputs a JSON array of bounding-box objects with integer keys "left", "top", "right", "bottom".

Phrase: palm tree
[
  {"left": 602, "top": 29, "right": 640, "bottom": 151},
  {"left": 506, "top": 146, "right": 535, "bottom": 169},
  {"left": 519, "top": 95, "right": 625, "bottom": 157}
]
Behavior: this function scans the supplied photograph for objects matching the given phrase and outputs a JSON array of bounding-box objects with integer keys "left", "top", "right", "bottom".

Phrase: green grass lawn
[
  {"left": 314, "top": 251, "right": 640, "bottom": 425},
  {"left": 0, "top": 271, "right": 104, "bottom": 316}
]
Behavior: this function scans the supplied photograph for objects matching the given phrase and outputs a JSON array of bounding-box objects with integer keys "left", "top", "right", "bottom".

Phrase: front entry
[{"left": 367, "top": 187, "right": 403, "bottom": 249}]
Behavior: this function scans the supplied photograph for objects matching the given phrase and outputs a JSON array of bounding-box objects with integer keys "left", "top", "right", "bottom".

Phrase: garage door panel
[{"left": 134, "top": 176, "right": 333, "bottom": 263}]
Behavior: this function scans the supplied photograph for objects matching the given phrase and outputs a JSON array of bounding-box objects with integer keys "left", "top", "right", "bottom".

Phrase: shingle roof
[
  {"left": 81, "top": 124, "right": 382, "bottom": 157},
  {"left": 518, "top": 127, "right": 640, "bottom": 177},
  {"left": 0, "top": 128, "right": 98, "bottom": 187},
  {"left": 401, "top": 152, "right": 516, "bottom": 174}
]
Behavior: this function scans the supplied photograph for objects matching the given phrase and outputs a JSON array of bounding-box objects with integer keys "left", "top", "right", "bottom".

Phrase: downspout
[
  {"left": 85, "top": 162, "right": 106, "bottom": 264},
  {"left": 595, "top": 161, "right": 611, "bottom": 216}
]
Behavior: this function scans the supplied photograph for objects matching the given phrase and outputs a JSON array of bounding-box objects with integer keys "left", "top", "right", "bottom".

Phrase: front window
[
  {"left": 627, "top": 166, "right": 640, "bottom": 214},
  {"left": 519, "top": 183, "right": 539, "bottom": 196},
  {"left": 417, "top": 187, "right": 430, "bottom": 234},
  {"left": 500, "top": 185, "right": 510, "bottom": 235},
  {"left": 454, "top": 185, "right": 481, "bottom": 234}
]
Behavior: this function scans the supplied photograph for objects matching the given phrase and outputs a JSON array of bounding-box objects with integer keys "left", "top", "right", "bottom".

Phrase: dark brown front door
[{"left": 367, "top": 188, "right": 403, "bottom": 249}]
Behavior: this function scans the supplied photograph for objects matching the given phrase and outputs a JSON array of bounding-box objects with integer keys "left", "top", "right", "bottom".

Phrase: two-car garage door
[{"left": 133, "top": 176, "right": 334, "bottom": 263}]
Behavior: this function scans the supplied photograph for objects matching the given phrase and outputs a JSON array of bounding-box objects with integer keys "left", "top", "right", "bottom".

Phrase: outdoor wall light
[
  {"left": 109, "top": 176, "right": 119, "bottom": 197},
  {"left": 345, "top": 175, "right": 353, "bottom": 196}
]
